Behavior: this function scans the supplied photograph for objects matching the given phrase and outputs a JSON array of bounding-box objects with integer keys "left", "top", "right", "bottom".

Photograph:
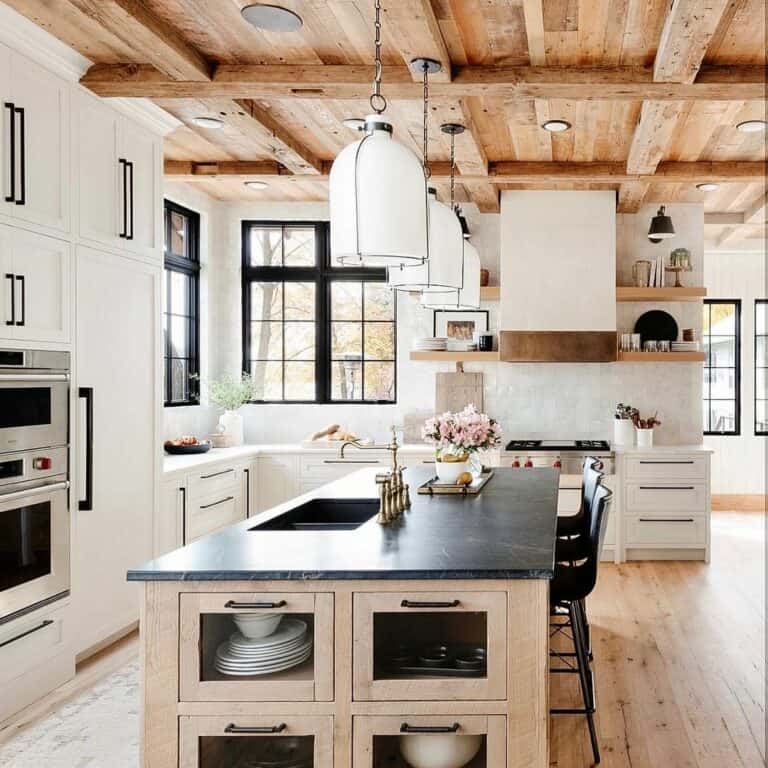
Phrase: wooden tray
[{"left": 417, "top": 470, "right": 494, "bottom": 495}]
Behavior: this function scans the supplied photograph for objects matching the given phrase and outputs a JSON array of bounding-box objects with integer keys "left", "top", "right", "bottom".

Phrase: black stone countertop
[{"left": 127, "top": 466, "right": 559, "bottom": 582}]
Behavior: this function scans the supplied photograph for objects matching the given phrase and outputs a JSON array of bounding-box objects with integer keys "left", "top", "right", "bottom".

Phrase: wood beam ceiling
[
  {"left": 79, "top": 63, "right": 766, "bottom": 100},
  {"left": 716, "top": 190, "right": 768, "bottom": 246}
]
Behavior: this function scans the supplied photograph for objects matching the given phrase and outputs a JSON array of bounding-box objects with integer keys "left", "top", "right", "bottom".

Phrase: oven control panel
[{"left": 0, "top": 446, "right": 68, "bottom": 488}]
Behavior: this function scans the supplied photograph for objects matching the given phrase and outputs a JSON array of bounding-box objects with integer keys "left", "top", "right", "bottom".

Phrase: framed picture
[{"left": 433, "top": 310, "right": 489, "bottom": 345}]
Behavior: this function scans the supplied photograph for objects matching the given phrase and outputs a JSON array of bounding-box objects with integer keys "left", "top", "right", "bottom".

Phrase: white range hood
[{"left": 499, "top": 190, "right": 617, "bottom": 362}]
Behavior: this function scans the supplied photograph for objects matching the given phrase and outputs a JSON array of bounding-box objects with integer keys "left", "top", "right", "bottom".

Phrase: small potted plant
[
  {"left": 205, "top": 372, "right": 254, "bottom": 446},
  {"left": 632, "top": 411, "right": 661, "bottom": 448},
  {"left": 422, "top": 405, "right": 502, "bottom": 483}
]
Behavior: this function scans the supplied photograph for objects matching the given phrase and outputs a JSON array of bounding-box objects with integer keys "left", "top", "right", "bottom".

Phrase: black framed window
[
  {"left": 242, "top": 222, "right": 396, "bottom": 403},
  {"left": 756, "top": 300, "right": 767, "bottom": 435},
  {"left": 163, "top": 200, "right": 200, "bottom": 406},
  {"left": 702, "top": 299, "right": 741, "bottom": 435}
]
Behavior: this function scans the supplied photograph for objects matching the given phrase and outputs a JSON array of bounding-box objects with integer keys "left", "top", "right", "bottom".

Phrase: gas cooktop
[{"left": 505, "top": 440, "right": 611, "bottom": 451}]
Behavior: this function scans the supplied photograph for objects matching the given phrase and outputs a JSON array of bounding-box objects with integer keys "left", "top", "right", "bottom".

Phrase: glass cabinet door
[
  {"left": 353, "top": 714, "right": 505, "bottom": 768},
  {"left": 353, "top": 591, "right": 507, "bottom": 701},
  {"left": 179, "top": 592, "right": 333, "bottom": 702},
  {"left": 179, "top": 715, "right": 333, "bottom": 768}
]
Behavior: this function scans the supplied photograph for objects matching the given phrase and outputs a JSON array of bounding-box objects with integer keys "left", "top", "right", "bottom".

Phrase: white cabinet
[
  {"left": 0, "top": 224, "right": 70, "bottom": 342},
  {"left": 75, "top": 91, "right": 161, "bottom": 261},
  {"left": 0, "top": 44, "right": 70, "bottom": 233},
  {"left": 73, "top": 245, "right": 161, "bottom": 656},
  {"left": 255, "top": 454, "right": 299, "bottom": 513}
]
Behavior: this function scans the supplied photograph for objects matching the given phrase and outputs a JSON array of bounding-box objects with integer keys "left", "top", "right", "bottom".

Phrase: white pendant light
[
  {"left": 388, "top": 59, "right": 462, "bottom": 293},
  {"left": 329, "top": 1, "right": 427, "bottom": 267},
  {"left": 422, "top": 240, "right": 481, "bottom": 310}
]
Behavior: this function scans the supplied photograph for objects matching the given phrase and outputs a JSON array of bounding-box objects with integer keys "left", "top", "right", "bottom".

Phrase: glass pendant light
[
  {"left": 648, "top": 205, "right": 675, "bottom": 243},
  {"left": 421, "top": 124, "right": 481, "bottom": 310},
  {"left": 388, "top": 59, "right": 463, "bottom": 293},
  {"left": 329, "top": 0, "right": 428, "bottom": 267}
]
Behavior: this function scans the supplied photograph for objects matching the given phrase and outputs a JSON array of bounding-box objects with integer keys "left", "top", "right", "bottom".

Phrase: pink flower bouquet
[{"left": 421, "top": 404, "right": 502, "bottom": 459}]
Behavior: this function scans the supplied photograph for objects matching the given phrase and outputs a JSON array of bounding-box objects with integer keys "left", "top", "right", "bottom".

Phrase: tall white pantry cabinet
[{"left": 0, "top": 18, "right": 169, "bottom": 722}]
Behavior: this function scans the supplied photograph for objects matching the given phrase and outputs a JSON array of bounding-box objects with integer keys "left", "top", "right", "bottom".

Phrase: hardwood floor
[
  {"left": 551, "top": 510, "right": 766, "bottom": 767},
  {"left": 0, "top": 511, "right": 763, "bottom": 767}
]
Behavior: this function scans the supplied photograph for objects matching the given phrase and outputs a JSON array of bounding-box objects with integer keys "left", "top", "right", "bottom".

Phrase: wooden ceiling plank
[
  {"left": 715, "top": 189, "right": 767, "bottom": 245},
  {"left": 617, "top": 181, "right": 649, "bottom": 212},
  {"left": 522, "top": 0, "right": 546, "bottom": 65},
  {"left": 66, "top": 0, "right": 211, "bottom": 81}
]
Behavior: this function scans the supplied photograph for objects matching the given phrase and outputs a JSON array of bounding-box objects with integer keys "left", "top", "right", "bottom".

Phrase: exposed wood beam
[
  {"left": 522, "top": 0, "right": 546, "bottom": 66},
  {"left": 617, "top": 182, "right": 650, "bottom": 213},
  {"left": 67, "top": 0, "right": 211, "bottom": 81},
  {"left": 626, "top": 100, "right": 686, "bottom": 174},
  {"left": 705, "top": 212, "right": 745, "bottom": 226},
  {"left": 716, "top": 191, "right": 768, "bottom": 246},
  {"left": 164, "top": 159, "right": 767, "bottom": 185},
  {"left": 383, "top": 0, "right": 452, "bottom": 82},
  {"left": 80, "top": 63, "right": 766, "bottom": 100}
]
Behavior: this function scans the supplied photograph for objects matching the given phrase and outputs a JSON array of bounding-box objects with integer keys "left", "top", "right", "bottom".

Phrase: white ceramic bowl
[
  {"left": 232, "top": 613, "right": 283, "bottom": 639},
  {"left": 399, "top": 733, "right": 482, "bottom": 768}
]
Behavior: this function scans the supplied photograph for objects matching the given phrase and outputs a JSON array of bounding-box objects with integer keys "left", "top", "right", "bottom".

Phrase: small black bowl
[{"left": 164, "top": 441, "right": 212, "bottom": 455}]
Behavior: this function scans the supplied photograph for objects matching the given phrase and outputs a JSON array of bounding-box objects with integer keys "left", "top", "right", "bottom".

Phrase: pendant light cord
[
  {"left": 370, "top": 0, "right": 387, "bottom": 114},
  {"left": 449, "top": 130, "right": 456, "bottom": 209},
  {"left": 422, "top": 63, "right": 430, "bottom": 179}
]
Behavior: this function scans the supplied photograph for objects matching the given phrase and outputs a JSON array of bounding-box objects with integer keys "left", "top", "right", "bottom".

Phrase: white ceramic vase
[
  {"left": 614, "top": 419, "right": 635, "bottom": 446},
  {"left": 218, "top": 409, "right": 244, "bottom": 446},
  {"left": 636, "top": 427, "right": 654, "bottom": 448},
  {"left": 435, "top": 455, "right": 470, "bottom": 483}
]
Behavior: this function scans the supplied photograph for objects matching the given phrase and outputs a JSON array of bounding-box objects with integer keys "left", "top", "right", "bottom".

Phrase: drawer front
[
  {"left": 179, "top": 592, "right": 333, "bottom": 702},
  {"left": 180, "top": 714, "right": 333, "bottom": 768},
  {"left": 353, "top": 591, "right": 507, "bottom": 701},
  {"left": 625, "top": 483, "right": 706, "bottom": 513},
  {"left": 625, "top": 515, "right": 706, "bottom": 547},
  {"left": 625, "top": 455, "right": 707, "bottom": 481},
  {"left": 189, "top": 465, "right": 241, "bottom": 499},
  {"left": 353, "top": 714, "right": 505, "bottom": 767},
  {"left": 299, "top": 454, "right": 386, "bottom": 481},
  {"left": 0, "top": 610, "right": 65, "bottom": 684},
  {"left": 186, "top": 490, "right": 244, "bottom": 543}
]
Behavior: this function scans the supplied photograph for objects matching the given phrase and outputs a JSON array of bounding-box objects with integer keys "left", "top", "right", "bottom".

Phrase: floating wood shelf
[
  {"left": 617, "top": 351, "right": 705, "bottom": 362},
  {"left": 480, "top": 286, "right": 500, "bottom": 300},
  {"left": 410, "top": 351, "right": 500, "bottom": 362},
  {"left": 616, "top": 286, "right": 707, "bottom": 302}
]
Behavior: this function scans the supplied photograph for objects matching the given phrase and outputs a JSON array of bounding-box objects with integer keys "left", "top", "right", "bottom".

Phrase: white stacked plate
[
  {"left": 671, "top": 341, "right": 700, "bottom": 351},
  {"left": 214, "top": 618, "right": 312, "bottom": 677},
  {"left": 413, "top": 337, "right": 448, "bottom": 351}
]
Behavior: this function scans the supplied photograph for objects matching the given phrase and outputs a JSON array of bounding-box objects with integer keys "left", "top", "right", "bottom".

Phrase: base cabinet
[{"left": 179, "top": 715, "right": 333, "bottom": 768}]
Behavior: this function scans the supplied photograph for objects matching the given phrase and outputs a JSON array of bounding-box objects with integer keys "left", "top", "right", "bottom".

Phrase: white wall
[
  {"left": 163, "top": 194, "right": 706, "bottom": 448},
  {"left": 704, "top": 248, "right": 767, "bottom": 494}
]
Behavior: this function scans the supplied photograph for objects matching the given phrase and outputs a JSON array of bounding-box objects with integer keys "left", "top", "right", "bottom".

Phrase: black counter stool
[
  {"left": 556, "top": 458, "right": 603, "bottom": 539},
  {"left": 550, "top": 483, "right": 613, "bottom": 766}
]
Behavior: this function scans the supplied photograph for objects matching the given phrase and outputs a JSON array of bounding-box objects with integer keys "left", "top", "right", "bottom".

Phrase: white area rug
[{"left": 0, "top": 661, "right": 139, "bottom": 767}]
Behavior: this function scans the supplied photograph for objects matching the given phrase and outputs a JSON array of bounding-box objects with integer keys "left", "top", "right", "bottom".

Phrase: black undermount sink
[{"left": 250, "top": 498, "right": 379, "bottom": 532}]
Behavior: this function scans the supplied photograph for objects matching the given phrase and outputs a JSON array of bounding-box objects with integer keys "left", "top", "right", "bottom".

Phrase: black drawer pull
[
  {"left": 4, "top": 102, "right": 15, "bottom": 202},
  {"left": 323, "top": 460, "right": 380, "bottom": 465},
  {"left": 199, "top": 496, "right": 234, "bottom": 510},
  {"left": 400, "top": 723, "right": 460, "bottom": 734},
  {"left": 639, "top": 486, "right": 695, "bottom": 490},
  {"left": 638, "top": 518, "right": 694, "bottom": 523},
  {"left": 200, "top": 468, "right": 235, "bottom": 479},
  {"left": 224, "top": 723, "right": 287, "bottom": 735},
  {"left": 0, "top": 619, "right": 54, "bottom": 649},
  {"left": 638, "top": 460, "right": 694, "bottom": 464},
  {"left": 224, "top": 600, "right": 287, "bottom": 609},
  {"left": 5, "top": 273, "right": 14, "bottom": 325},
  {"left": 401, "top": 599, "right": 460, "bottom": 608}
]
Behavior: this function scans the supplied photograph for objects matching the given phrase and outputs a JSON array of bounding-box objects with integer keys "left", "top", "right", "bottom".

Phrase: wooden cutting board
[{"left": 435, "top": 372, "right": 484, "bottom": 414}]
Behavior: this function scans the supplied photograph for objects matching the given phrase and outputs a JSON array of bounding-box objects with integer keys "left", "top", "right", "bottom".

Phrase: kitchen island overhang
[{"left": 131, "top": 467, "right": 558, "bottom": 768}]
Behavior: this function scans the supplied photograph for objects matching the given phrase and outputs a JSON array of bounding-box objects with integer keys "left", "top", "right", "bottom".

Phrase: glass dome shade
[
  {"left": 388, "top": 190, "right": 464, "bottom": 292},
  {"left": 421, "top": 241, "right": 481, "bottom": 310},
  {"left": 329, "top": 116, "right": 428, "bottom": 267}
]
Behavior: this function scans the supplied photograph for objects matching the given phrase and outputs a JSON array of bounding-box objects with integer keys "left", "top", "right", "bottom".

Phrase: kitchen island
[{"left": 129, "top": 466, "right": 559, "bottom": 768}]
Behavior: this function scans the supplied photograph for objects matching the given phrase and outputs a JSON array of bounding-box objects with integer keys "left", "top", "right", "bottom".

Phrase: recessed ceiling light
[
  {"left": 244, "top": 180, "right": 268, "bottom": 190},
  {"left": 342, "top": 118, "right": 365, "bottom": 130},
  {"left": 241, "top": 4, "right": 303, "bottom": 32},
  {"left": 696, "top": 182, "right": 720, "bottom": 192},
  {"left": 736, "top": 119, "right": 768, "bottom": 133},
  {"left": 541, "top": 119, "right": 572, "bottom": 132},
  {"left": 192, "top": 116, "right": 224, "bottom": 129}
]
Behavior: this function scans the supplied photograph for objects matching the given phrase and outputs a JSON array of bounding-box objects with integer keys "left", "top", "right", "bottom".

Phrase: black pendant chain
[{"left": 369, "top": 0, "right": 387, "bottom": 114}]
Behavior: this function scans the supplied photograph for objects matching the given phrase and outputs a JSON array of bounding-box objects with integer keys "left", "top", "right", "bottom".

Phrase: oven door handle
[
  {"left": 79, "top": 387, "right": 94, "bottom": 511},
  {"left": 0, "top": 480, "right": 69, "bottom": 504},
  {"left": 0, "top": 373, "right": 70, "bottom": 382}
]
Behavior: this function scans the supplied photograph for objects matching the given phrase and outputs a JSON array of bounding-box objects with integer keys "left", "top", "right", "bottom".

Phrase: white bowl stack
[
  {"left": 413, "top": 337, "right": 448, "bottom": 352},
  {"left": 215, "top": 615, "right": 312, "bottom": 677}
]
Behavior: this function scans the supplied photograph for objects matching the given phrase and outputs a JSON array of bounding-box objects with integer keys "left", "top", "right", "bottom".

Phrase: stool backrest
[
  {"left": 579, "top": 458, "right": 604, "bottom": 536},
  {"left": 587, "top": 483, "right": 613, "bottom": 587}
]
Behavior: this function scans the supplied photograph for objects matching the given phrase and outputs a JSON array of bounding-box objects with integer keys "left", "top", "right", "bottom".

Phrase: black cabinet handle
[
  {"left": 0, "top": 619, "right": 54, "bottom": 650},
  {"left": 639, "top": 485, "right": 694, "bottom": 490},
  {"left": 200, "top": 468, "right": 234, "bottom": 480},
  {"left": 400, "top": 723, "right": 460, "bottom": 734},
  {"left": 127, "top": 160, "right": 134, "bottom": 240},
  {"left": 180, "top": 486, "right": 187, "bottom": 546},
  {"left": 15, "top": 275, "right": 24, "bottom": 326},
  {"left": 5, "top": 273, "right": 14, "bottom": 325},
  {"left": 15, "top": 106, "right": 24, "bottom": 206},
  {"left": 224, "top": 600, "right": 287, "bottom": 609},
  {"left": 401, "top": 599, "right": 460, "bottom": 608},
  {"left": 224, "top": 723, "right": 286, "bottom": 734},
  {"left": 323, "top": 459, "right": 380, "bottom": 465},
  {"left": 118, "top": 159, "right": 127, "bottom": 238},
  {"left": 638, "top": 517, "right": 694, "bottom": 523},
  {"left": 243, "top": 467, "right": 250, "bottom": 517},
  {"left": 4, "top": 103, "right": 14, "bottom": 202},
  {"left": 638, "top": 460, "right": 694, "bottom": 464},
  {"left": 78, "top": 387, "right": 94, "bottom": 511},
  {"left": 199, "top": 495, "right": 234, "bottom": 510}
]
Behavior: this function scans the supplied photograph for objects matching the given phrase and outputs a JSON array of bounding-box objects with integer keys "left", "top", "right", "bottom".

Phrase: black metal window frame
[
  {"left": 163, "top": 199, "right": 201, "bottom": 407},
  {"left": 703, "top": 298, "right": 741, "bottom": 436},
  {"left": 241, "top": 220, "right": 397, "bottom": 404},
  {"left": 756, "top": 299, "right": 767, "bottom": 436}
]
